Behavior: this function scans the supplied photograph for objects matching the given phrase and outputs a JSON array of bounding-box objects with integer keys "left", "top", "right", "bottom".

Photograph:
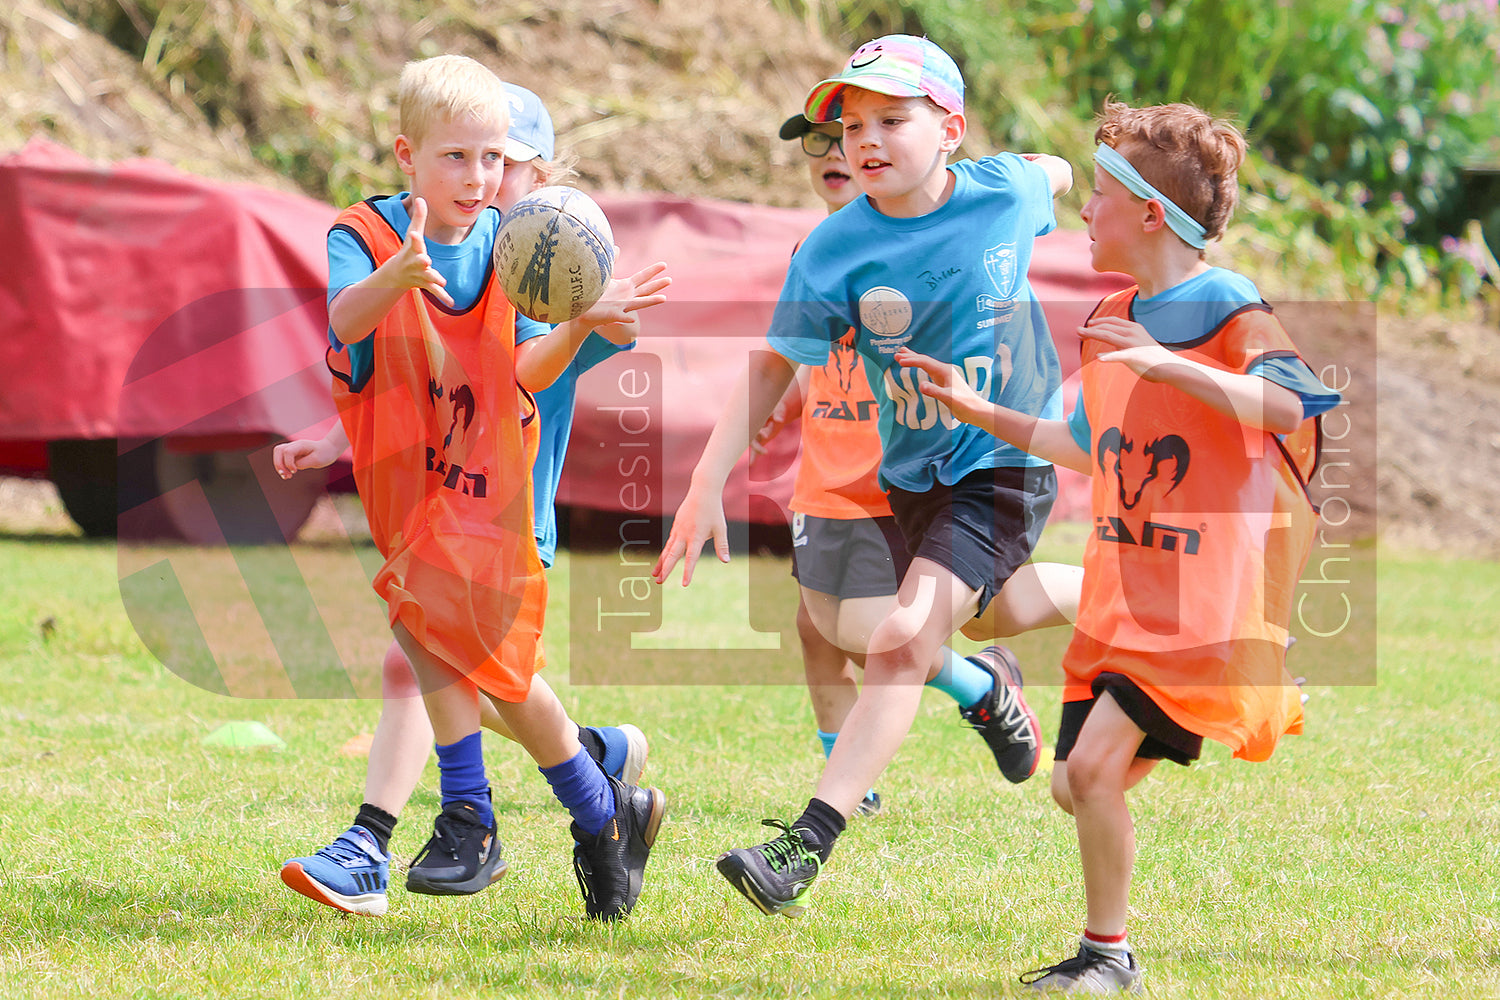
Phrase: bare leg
[
  {"left": 798, "top": 590, "right": 860, "bottom": 734},
  {"left": 1050, "top": 756, "right": 1158, "bottom": 816},
  {"left": 362, "top": 640, "right": 433, "bottom": 816},
  {"left": 812, "top": 558, "right": 979, "bottom": 816},
  {"left": 392, "top": 623, "right": 480, "bottom": 748},
  {"left": 961, "top": 562, "right": 1081, "bottom": 641},
  {"left": 1065, "top": 692, "right": 1147, "bottom": 937}
]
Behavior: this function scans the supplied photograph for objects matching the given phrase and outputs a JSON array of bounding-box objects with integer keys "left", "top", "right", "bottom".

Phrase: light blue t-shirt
[
  {"left": 1066, "top": 267, "right": 1342, "bottom": 451},
  {"left": 767, "top": 154, "right": 1063, "bottom": 492},
  {"left": 327, "top": 194, "right": 504, "bottom": 389},
  {"left": 325, "top": 193, "right": 620, "bottom": 566},
  {"left": 532, "top": 333, "right": 631, "bottom": 565}
]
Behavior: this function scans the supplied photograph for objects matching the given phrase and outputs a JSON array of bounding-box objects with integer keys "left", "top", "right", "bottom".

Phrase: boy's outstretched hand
[
  {"left": 578, "top": 259, "right": 672, "bottom": 346},
  {"left": 272, "top": 435, "right": 342, "bottom": 480},
  {"left": 894, "top": 346, "right": 989, "bottom": 426},
  {"left": 1079, "top": 316, "right": 1176, "bottom": 381},
  {"left": 652, "top": 486, "right": 730, "bottom": 587},
  {"left": 392, "top": 197, "right": 455, "bottom": 306}
]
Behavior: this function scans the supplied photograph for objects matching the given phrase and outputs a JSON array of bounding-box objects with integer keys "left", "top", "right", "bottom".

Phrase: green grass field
[{"left": 0, "top": 528, "right": 1496, "bottom": 999}]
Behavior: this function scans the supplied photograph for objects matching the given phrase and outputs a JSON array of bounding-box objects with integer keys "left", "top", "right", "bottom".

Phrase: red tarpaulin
[{"left": 0, "top": 139, "right": 1126, "bottom": 532}]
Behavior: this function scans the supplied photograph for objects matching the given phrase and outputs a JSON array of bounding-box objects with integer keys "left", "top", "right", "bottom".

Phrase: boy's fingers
[
  {"left": 407, "top": 198, "right": 428, "bottom": 249},
  {"left": 628, "top": 261, "right": 669, "bottom": 283},
  {"left": 426, "top": 279, "right": 455, "bottom": 307},
  {"left": 895, "top": 349, "right": 947, "bottom": 381}
]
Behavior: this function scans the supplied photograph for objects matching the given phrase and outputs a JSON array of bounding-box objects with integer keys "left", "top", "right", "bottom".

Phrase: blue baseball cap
[
  {"left": 502, "top": 82, "right": 555, "bottom": 162},
  {"left": 805, "top": 35, "right": 964, "bottom": 123}
]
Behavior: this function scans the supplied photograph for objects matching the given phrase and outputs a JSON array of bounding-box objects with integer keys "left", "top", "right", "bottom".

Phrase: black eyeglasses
[{"left": 800, "top": 132, "right": 844, "bottom": 158}]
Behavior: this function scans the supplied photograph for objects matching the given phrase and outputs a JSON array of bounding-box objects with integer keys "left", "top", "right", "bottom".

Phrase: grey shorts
[{"left": 790, "top": 513, "right": 912, "bottom": 600}]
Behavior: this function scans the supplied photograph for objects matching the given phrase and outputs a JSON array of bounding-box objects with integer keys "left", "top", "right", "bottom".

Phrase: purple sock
[
  {"left": 435, "top": 731, "right": 492, "bottom": 827},
  {"left": 540, "top": 747, "right": 616, "bottom": 837}
]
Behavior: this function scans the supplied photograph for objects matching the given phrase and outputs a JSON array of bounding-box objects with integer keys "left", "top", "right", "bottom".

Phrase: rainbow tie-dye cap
[{"left": 804, "top": 34, "right": 964, "bottom": 123}]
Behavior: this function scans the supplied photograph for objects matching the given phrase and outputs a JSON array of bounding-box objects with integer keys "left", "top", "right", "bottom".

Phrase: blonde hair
[
  {"left": 1094, "top": 99, "right": 1247, "bottom": 243},
  {"left": 530, "top": 149, "right": 581, "bottom": 187},
  {"left": 398, "top": 55, "right": 510, "bottom": 147}
]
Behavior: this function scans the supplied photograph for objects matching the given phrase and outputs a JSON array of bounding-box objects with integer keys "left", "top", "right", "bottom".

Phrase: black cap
[{"left": 779, "top": 114, "right": 815, "bottom": 140}]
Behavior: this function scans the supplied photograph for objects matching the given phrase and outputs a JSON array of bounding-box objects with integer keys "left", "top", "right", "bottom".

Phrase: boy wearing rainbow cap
[{"left": 655, "top": 35, "right": 1080, "bottom": 917}]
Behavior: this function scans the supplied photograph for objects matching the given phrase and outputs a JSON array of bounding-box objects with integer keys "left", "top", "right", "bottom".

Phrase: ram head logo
[
  {"left": 1096, "top": 426, "right": 1190, "bottom": 511},
  {"left": 828, "top": 332, "right": 860, "bottom": 394}
]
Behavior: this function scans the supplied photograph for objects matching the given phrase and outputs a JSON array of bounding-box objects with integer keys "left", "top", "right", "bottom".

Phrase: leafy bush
[{"left": 774, "top": 0, "right": 1500, "bottom": 309}]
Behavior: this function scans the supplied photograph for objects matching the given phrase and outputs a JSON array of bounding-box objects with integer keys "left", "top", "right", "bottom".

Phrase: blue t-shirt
[
  {"left": 532, "top": 333, "right": 631, "bottom": 565},
  {"left": 767, "top": 154, "right": 1062, "bottom": 492},
  {"left": 325, "top": 193, "right": 618, "bottom": 566},
  {"left": 1066, "top": 267, "right": 1342, "bottom": 451}
]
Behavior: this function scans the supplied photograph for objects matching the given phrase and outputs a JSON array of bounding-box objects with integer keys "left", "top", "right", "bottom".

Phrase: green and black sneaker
[{"left": 715, "top": 819, "right": 823, "bottom": 918}]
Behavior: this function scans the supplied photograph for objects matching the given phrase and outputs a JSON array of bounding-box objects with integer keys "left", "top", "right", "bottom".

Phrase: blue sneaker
[{"left": 280, "top": 824, "right": 389, "bottom": 916}]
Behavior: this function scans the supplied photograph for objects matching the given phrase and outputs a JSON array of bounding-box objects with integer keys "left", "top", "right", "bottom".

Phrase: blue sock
[
  {"left": 434, "top": 731, "right": 492, "bottom": 827},
  {"left": 589, "top": 725, "right": 630, "bottom": 779},
  {"left": 540, "top": 748, "right": 616, "bottom": 837},
  {"left": 926, "top": 647, "right": 995, "bottom": 710}
]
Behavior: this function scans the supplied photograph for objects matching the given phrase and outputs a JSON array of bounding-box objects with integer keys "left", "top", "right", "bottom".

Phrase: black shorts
[
  {"left": 885, "top": 465, "right": 1057, "bottom": 618},
  {"left": 1054, "top": 673, "right": 1204, "bottom": 767},
  {"left": 790, "top": 513, "right": 912, "bottom": 600}
]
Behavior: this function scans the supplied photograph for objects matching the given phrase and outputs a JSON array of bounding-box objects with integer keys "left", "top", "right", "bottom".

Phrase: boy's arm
[
  {"left": 273, "top": 421, "right": 350, "bottom": 479},
  {"left": 749, "top": 364, "right": 810, "bottom": 456},
  {"left": 1081, "top": 316, "right": 1303, "bottom": 434},
  {"left": 1021, "top": 152, "right": 1073, "bottom": 197},
  {"left": 895, "top": 347, "right": 1091, "bottom": 474},
  {"left": 515, "top": 261, "right": 670, "bottom": 392},
  {"left": 653, "top": 348, "right": 799, "bottom": 585},
  {"left": 328, "top": 198, "right": 454, "bottom": 344}
]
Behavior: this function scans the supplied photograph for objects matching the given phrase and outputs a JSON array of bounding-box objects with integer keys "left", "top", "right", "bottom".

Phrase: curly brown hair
[{"left": 1094, "top": 100, "right": 1247, "bottom": 245}]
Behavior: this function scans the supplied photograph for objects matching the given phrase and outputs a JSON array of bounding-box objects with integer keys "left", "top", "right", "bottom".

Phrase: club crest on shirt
[
  {"left": 983, "top": 242, "right": 1018, "bottom": 301},
  {"left": 859, "top": 285, "right": 913, "bottom": 353}
]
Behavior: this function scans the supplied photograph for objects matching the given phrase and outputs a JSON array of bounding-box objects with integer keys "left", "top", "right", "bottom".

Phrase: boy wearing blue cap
[
  {"left": 275, "top": 78, "right": 669, "bottom": 921},
  {"left": 654, "top": 35, "right": 1081, "bottom": 917}
]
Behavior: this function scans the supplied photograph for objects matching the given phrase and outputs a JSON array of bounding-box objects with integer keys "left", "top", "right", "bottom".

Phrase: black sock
[
  {"left": 354, "top": 802, "right": 398, "bottom": 855},
  {"left": 576, "top": 724, "right": 607, "bottom": 770},
  {"left": 793, "top": 797, "right": 846, "bottom": 864}
]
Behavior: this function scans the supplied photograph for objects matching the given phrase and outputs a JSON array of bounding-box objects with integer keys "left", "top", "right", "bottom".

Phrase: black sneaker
[
  {"left": 855, "top": 791, "right": 883, "bottom": 817},
  {"left": 1020, "top": 945, "right": 1143, "bottom": 993},
  {"left": 571, "top": 775, "right": 667, "bottom": 920},
  {"left": 405, "top": 801, "right": 508, "bottom": 896},
  {"left": 715, "top": 819, "right": 823, "bottom": 918},
  {"left": 959, "top": 645, "right": 1041, "bottom": 783}
]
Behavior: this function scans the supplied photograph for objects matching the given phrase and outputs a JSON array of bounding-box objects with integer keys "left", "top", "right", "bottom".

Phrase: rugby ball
[{"left": 494, "top": 185, "right": 616, "bottom": 324}]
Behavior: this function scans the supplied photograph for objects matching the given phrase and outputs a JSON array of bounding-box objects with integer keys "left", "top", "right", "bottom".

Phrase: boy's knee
[
  {"left": 381, "top": 642, "right": 420, "bottom": 698},
  {"left": 866, "top": 614, "right": 924, "bottom": 665},
  {"left": 1064, "top": 744, "right": 1122, "bottom": 804},
  {"left": 1050, "top": 763, "right": 1075, "bottom": 815},
  {"left": 795, "top": 600, "right": 829, "bottom": 648}
]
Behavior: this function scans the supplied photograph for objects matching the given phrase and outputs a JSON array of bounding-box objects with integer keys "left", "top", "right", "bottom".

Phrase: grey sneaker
[
  {"left": 854, "top": 791, "right": 883, "bottom": 817},
  {"left": 958, "top": 645, "right": 1041, "bottom": 783},
  {"left": 1020, "top": 946, "right": 1143, "bottom": 994},
  {"left": 715, "top": 819, "right": 823, "bottom": 918}
]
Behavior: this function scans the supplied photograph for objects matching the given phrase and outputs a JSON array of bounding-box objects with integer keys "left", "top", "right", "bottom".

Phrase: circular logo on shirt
[{"left": 859, "top": 285, "right": 913, "bottom": 338}]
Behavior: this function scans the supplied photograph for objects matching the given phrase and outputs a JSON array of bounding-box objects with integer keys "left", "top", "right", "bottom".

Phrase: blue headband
[{"left": 1094, "top": 144, "right": 1208, "bottom": 249}]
